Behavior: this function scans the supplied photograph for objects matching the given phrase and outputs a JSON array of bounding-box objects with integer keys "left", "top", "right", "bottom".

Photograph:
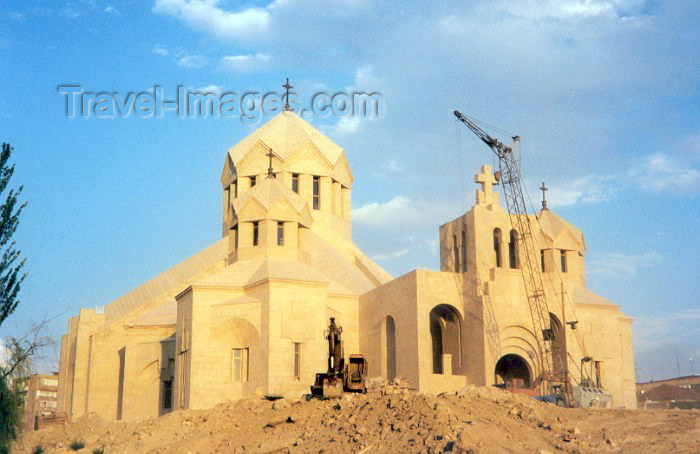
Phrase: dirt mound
[{"left": 14, "top": 383, "right": 700, "bottom": 453}]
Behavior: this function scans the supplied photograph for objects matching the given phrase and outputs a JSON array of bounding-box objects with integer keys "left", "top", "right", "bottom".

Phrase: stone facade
[{"left": 57, "top": 112, "right": 636, "bottom": 421}]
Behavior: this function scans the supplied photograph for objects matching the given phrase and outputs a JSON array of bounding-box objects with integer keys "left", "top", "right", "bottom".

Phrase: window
[
  {"left": 250, "top": 176, "right": 256, "bottom": 187},
  {"left": 232, "top": 348, "right": 249, "bottom": 382},
  {"left": 232, "top": 224, "right": 238, "bottom": 249},
  {"left": 292, "top": 173, "right": 299, "bottom": 193},
  {"left": 453, "top": 235, "right": 460, "bottom": 273},
  {"left": 277, "top": 222, "right": 284, "bottom": 246},
  {"left": 313, "top": 176, "right": 320, "bottom": 209},
  {"left": 233, "top": 181, "right": 238, "bottom": 198},
  {"left": 41, "top": 379, "right": 58, "bottom": 387},
  {"left": 493, "top": 228, "right": 502, "bottom": 268},
  {"left": 541, "top": 250, "right": 546, "bottom": 272},
  {"left": 509, "top": 230, "right": 518, "bottom": 269},
  {"left": 560, "top": 250, "right": 567, "bottom": 272},
  {"left": 162, "top": 380, "right": 173, "bottom": 409},
  {"left": 253, "top": 221, "right": 259, "bottom": 246},
  {"left": 461, "top": 230, "right": 467, "bottom": 272},
  {"left": 293, "top": 343, "right": 301, "bottom": 380}
]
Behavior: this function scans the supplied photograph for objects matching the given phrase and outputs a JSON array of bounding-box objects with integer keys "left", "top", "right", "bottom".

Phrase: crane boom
[{"left": 454, "top": 110, "right": 566, "bottom": 394}]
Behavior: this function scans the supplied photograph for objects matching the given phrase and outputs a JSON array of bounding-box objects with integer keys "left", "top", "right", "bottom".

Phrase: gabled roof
[
  {"left": 537, "top": 208, "right": 586, "bottom": 252},
  {"left": 231, "top": 176, "right": 313, "bottom": 226},
  {"left": 574, "top": 287, "right": 618, "bottom": 307},
  {"left": 228, "top": 111, "right": 345, "bottom": 167}
]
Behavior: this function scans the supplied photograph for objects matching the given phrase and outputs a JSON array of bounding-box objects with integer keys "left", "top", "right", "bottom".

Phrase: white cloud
[
  {"left": 329, "top": 66, "right": 383, "bottom": 136},
  {"left": 105, "top": 5, "right": 121, "bottom": 15},
  {"left": 372, "top": 247, "right": 410, "bottom": 262},
  {"left": 153, "top": 0, "right": 272, "bottom": 40},
  {"left": 353, "top": 195, "right": 455, "bottom": 228},
  {"left": 544, "top": 175, "right": 618, "bottom": 208},
  {"left": 634, "top": 308, "right": 700, "bottom": 352},
  {"left": 334, "top": 116, "right": 362, "bottom": 135},
  {"left": 60, "top": 4, "right": 83, "bottom": 19},
  {"left": 220, "top": 53, "right": 270, "bottom": 73},
  {"left": 493, "top": 0, "right": 644, "bottom": 20},
  {"left": 153, "top": 44, "right": 169, "bottom": 57},
  {"left": 628, "top": 152, "right": 700, "bottom": 194},
  {"left": 194, "top": 85, "right": 225, "bottom": 95},
  {"left": 177, "top": 54, "right": 208, "bottom": 68},
  {"left": 587, "top": 251, "right": 661, "bottom": 279}
]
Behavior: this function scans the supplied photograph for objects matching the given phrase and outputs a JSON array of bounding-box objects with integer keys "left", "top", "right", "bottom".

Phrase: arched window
[
  {"left": 493, "top": 228, "right": 502, "bottom": 268},
  {"left": 508, "top": 229, "right": 518, "bottom": 269},
  {"left": 453, "top": 235, "right": 460, "bottom": 273},
  {"left": 461, "top": 229, "right": 467, "bottom": 272},
  {"left": 430, "top": 304, "right": 462, "bottom": 375}
]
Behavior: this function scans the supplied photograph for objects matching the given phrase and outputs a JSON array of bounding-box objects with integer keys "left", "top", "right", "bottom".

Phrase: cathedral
[{"left": 56, "top": 111, "right": 636, "bottom": 421}]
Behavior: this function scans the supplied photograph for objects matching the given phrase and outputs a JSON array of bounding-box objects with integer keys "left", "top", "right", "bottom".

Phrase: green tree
[
  {"left": 0, "top": 142, "right": 26, "bottom": 454},
  {"left": 0, "top": 375, "right": 22, "bottom": 454},
  {"left": 0, "top": 143, "right": 26, "bottom": 326}
]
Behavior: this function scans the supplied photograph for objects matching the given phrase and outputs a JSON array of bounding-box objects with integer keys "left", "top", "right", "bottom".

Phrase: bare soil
[{"left": 14, "top": 384, "right": 700, "bottom": 453}]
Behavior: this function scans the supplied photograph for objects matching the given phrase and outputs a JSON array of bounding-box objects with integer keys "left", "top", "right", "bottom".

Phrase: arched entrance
[
  {"left": 430, "top": 304, "right": 462, "bottom": 374},
  {"left": 385, "top": 316, "right": 397, "bottom": 381},
  {"left": 494, "top": 354, "right": 531, "bottom": 386}
]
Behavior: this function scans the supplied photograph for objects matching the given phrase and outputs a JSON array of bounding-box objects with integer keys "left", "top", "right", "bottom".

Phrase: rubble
[{"left": 14, "top": 382, "right": 700, "bottom": 453}]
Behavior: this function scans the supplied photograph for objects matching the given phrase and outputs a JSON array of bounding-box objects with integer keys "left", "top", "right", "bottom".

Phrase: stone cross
[
  {"left": 283, "top": 78, "right": 293, "bottom": 111},
  {"left": 474, "top": 165, "right": 498, "bottom": 205}
]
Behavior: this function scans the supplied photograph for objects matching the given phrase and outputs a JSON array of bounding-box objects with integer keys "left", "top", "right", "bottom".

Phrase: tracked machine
[{"left": 311, "top": 317, "right": 368, "bottom": 398}]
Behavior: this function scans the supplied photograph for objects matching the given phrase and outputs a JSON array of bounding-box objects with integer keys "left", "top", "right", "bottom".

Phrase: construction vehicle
[
  {"left": 454, "top": 110, "right": 610, "bottom": 408},
  {"left": 311, "top": 318, "right": 368, "bottom": 398}
]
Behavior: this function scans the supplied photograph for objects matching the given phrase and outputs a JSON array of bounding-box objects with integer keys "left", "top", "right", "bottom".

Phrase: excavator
[
  {"left": 454, "top": 110, "right": 612, "bottom": 408},
  {"left": 310, "top": 317, "right": 368, "bottom": 398}
]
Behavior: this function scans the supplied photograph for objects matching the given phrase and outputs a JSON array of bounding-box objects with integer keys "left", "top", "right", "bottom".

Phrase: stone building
[
  {"left": 23, "top": 374, "right": 59, "bottom": 430},
  {"left": 57, "top": 111, "right": 636, "bottom": 421}
]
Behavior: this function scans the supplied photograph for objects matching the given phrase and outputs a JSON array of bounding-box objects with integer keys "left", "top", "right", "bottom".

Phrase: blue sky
[{"left": 0, "top": 0, "right": 698, "bottom": 382}]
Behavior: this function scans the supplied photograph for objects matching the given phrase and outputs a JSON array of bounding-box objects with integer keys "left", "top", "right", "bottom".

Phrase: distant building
[
  {"left": 637, "top": 383, "right": 700, "bottom": 409},
  {"left": 637, "top": 375, "right": 700, "bottom": 393},
  {"left": 23, "top": 374, "right": 59, "bottom": 430}
]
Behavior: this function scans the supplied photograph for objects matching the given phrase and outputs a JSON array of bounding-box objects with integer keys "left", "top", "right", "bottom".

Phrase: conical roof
[
  {"left": 228, "top": 111, "right": 345, "bottom": 166},
  {"left": 232, "top": 175, "right": 313, "bottom": 226},
  {"left": 536, "top": 208, "right": 585, "bottom": 252}
]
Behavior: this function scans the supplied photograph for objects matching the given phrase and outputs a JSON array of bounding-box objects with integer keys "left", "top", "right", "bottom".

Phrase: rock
[
  {"left": 538, "top": 450, "right": 554, "bottom": 454},
  {"left": 572, "top": 427, "right": 581, "bottom": 435},
  {"left": 457, "top": 385, "right": 475, "bottom": 396},
  {"left": 272, "top": 399, "right": 290, "bottom": 411},
  {"left": 287, "top": 413, "right": 301, "bottom": 423}
]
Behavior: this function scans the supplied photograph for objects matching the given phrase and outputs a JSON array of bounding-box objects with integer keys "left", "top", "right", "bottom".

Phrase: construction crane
[{"left": 453, "top": 110, "right": 570, "bottom": 400}]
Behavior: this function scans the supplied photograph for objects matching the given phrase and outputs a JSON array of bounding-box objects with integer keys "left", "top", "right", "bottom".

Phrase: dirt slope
[{"left": 15, "top": 384, "right": 700, "bottom": 453}]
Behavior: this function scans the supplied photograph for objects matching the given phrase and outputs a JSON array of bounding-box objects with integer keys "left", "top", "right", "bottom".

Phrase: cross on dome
[{"left": 282, "top": 78, "right": 293, "bottom": 111}]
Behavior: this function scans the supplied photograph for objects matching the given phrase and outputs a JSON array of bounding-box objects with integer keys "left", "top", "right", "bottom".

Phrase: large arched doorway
[
  {"left": 430, "top": 304, "right": 462, "bottom": 374},
  {"left": 494, "top": 354, "right": 531, "bottom": 386},
  {"left": 385, "top": 316, "right": 397, "bottom": 381}
]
